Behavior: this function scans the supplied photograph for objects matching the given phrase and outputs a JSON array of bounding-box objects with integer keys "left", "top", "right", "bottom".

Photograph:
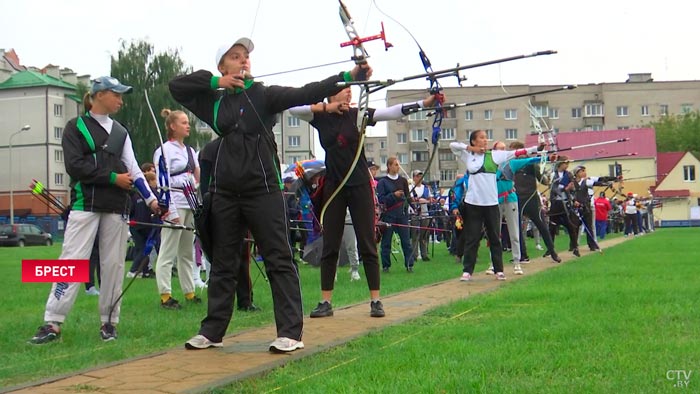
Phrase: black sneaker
[
  {"left": 382, "top": 267, "right": 390, "bottom": 273},
  {"left": 29, "top": 324, "right": 60, "bottom": 344},
  {"left": 100, "top": 323, "right": 117, "bottom": 341},
  {"left": 238, "top": 304, "right": 262, "bottom": 312},
  {"left": 406, "top": 266, "right": 414, "bottom": 273},
  {"left": 573, "top": 248, "right": 581, "bottom": 257},
  {"left": 550, "top": 252, "right": 562, "bottom": 263},
  {"left": 310, "top": 301, "right": 333, "bottom": 318},
  {"left": 161, "top": 297, "right": 182, "bottom": 310},
  {"left": 186, "top": 296, "right": 203, "bottom": 304},
  {"left": 370, "top": 300, "right": 385, "bottom": 317}
]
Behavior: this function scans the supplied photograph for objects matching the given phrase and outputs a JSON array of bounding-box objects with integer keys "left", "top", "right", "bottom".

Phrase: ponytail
[
  {"left": 82, "top": 92, "right": 92, "bottom": 113},
  {"left": 161, "top": 108, "right": 186, "bottom": 139}
]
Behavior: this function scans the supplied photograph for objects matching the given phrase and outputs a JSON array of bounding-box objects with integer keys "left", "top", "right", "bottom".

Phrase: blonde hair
[
  {"left": 386, "top": 156, "right": 398, "bottom": 169},
  {"left": 82, "top": 92, "right": 92, "bottom": 112},
  {"left": 161, "top": 108, "right": 187, "bottom": 139}
]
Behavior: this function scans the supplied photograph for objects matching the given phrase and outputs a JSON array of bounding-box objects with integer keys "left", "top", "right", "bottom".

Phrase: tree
[
  {"left": 651, "top": 111, "right": 700, "bottom": 156},
  {"left": 110, "top": 39, "right": 212, "bottom": 164}
]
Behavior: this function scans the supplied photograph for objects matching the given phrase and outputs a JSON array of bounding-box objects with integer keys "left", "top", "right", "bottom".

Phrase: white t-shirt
[
  {"left": 412, "top": 184, "right": 429, "bottom": 216},
  {"left": 153, "top": 140, "right": 199, "bottom": 217}
]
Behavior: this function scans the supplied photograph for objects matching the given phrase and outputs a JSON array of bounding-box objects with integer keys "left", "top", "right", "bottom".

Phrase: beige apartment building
[{"left": 385, "top": 73, "right": 700, "bottom": 187}]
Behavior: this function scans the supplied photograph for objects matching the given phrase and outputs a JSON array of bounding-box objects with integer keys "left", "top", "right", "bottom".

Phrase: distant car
[{"left": 0, "top": 224, "right": 53, "bottom": 247}]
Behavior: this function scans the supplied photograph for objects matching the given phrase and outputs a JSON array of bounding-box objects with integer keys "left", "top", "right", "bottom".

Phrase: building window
[
  {"left": 409, "top": 111, "right": 427, "bottom": 121},
  {"left": 439, "top": 150, "right": 455, "bottom": 162},
  {"left": 54, "top": 127, "right": 63, "bottom": 140},
  {"left": 683, "top": 165, "right": 696, "bottom": 182},
  {"left": 485, "top": 129, "right": 493, "bottom": 140},
  {"left": 681, "top": 104, "right": 693, "bottom": 114},
  {"left": 398, "top": 153, "right": 408, "bottom": 164},
  {"left": 505, "top": 128, "right": 518, "bottom": 140},
  {"left": 484, "top": 109, "right": 493, "bottom": 121},
  {"left": 641, "top": 105, "right": 649, "bottom": 116},
  {"left": 288, "top": 136, "right": 300, "bottom": 147},
  {"left": 411, "top": 129, "right": 426, "bottom": 142},
  {"left": 504, "top": 109, "right": 517, "bottom": 120},
  {"left": 584, "top": 103, "right": 604, "bottom": 117},
  {"left": 571, "top": 107, "right": 582, "bottom": 118},
  {"left": 617, "top": 126, "right": 630, "bottom": 130},
  {"left": 660, "top": 104, "right": 669, "bottom": 116},
  {"left": 288, "top": 155, "right": 301, "bottom": 164},
  {"left": 465, "top": 110, "right": 473, "bottom": 121},
  {"left": 397, "top": 133, "right": 407, "bottom": 144},
  {"left": 549, "top": 108, "right": 559, "bottom": 119},
  {"left": 442, "top": 128, "right": 455, "bottom": 140},
  {"left": 380, "top": 155, "right": 387, "bottom": 166},
  {"left": 412, "top": 150, "right": 429, "bottom": 162},
  {"left": 444, "top": 107, "right": 456, "bottom": 119},
  {"left": 366, "top": 143, "right": 374, "bottom": 152},
  {"left": 287, "top": 116, "right": 300, "bottom": 127},
  {"left": 54, "top": 150, "right": 63, "bottom": 162},
  {"left": 531, "top": 105, "right": 549, "bottom": 118},
  {"left": 54, "top": 104, "right": 63, "bottom": 117},
  {"left": 55, "top": 173, "right": 64, "bottom": 185},
  {"left": 440, "top": 169, "right": 456, "bottom": 182},
  {"left": 616, "top": 106, "right": 629, "bottom": 117},
  {"left": 590, "top": 125, "right": 604, "bottom": 131},
  {"left": 380, "top": 140, "right": 386, "bottom": 149}
]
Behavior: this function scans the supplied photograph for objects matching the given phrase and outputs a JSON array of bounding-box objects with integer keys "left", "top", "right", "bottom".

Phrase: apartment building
[{"left": 385, "top": 73, "right": 700, "bottom": 186}]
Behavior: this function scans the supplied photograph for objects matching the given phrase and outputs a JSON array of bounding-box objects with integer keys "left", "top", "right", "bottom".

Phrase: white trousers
[
  {"left": 44, "top": 211, "right": 129, "bottom": 324},
  {"left": 499, "top": 201, "right": 522, "bottom": 263},
  {"left": 155, "top": 208, "right": 195, "bottom": 295}
]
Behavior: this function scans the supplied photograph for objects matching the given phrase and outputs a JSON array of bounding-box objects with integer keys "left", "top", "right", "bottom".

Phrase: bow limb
[
  {"left": 144, "top": 90, "right": 170, "bottom": 213},
  {"left": 318, "top": 1, "right": 377, "bottom": 228}
]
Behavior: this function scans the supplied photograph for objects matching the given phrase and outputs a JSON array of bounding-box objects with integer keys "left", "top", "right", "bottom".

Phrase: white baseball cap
[{"left": 215, "top": 37, "right": 254, "bottom": 66}]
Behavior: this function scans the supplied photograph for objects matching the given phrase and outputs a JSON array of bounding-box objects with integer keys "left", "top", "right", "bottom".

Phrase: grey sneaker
[
  {"left": 370, "top": 300, "right": 385, "bottom": 318},
  {"left": 185, "top": 334, "right": 223, "bottom": 350},
  {"left": 310, "top": 301, "right": 333, "bottom": 318},
  {"left": 29, "top": 323, "right": 60, "bottom": 344},
  {"left": 269, "top": 337, "right": 305, "bottom": 353},
  {"left": 100, "top": 323, "right": 117, "bottom": 341}
]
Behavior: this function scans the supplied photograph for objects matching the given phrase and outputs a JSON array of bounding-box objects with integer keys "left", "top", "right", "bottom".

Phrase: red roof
[
  {"left": 655, "top": 152, "right": 685, "bottom": 185},
  {"left": 652, "top": 189, "right": 690, "bottom": 198},
  {"left": 524, "top": 128, "right": 656, "bottom": 161}
]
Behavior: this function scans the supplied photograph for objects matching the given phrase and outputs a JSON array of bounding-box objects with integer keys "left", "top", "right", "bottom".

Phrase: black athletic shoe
[
  {"left": 238, "top": 304, "right": 262, "bottom": 312},
  {"left": 161, "top": 297, "right": 182, "bottom": 310},
  {"left": 100, "top": 323, "right": 117, "bottom": 341},
  {"left": 310, "top": 301, "right": 333, "bottom": 318},
  {"left": 186, "top": 296, "right": 202, "bottom": 304},
  {"left": 370, "top": 300, "right": 385, "bottom": 317},
  {"left": 573, "top": 248, "right": 581, "bottom": 257},
  {"left": 29, "top": 324, "right": 60, "bottom": 344},
  {"left": 406, "top": 266, "right": 414, "bottom": 273},
  {"left": 550, "top": 252, "right": 562, "bottom": 263}
]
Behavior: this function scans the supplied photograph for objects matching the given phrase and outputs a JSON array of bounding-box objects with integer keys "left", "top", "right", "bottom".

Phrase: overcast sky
[{"left": 3, "top": 0, "right": 699, "bottom": 150}]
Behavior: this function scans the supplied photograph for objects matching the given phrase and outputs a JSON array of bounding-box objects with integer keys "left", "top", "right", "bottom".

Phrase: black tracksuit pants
[
  {"left": 320, "top": 181, "right": 380, "bottom": 291},
  {"left": 461, "top": 203, "right": 503, "bottom": 275},
  {"left": 517, "top": 194, "right": 557, "bottom": 258},
  {"left": 549, "top": 200, "right": 579, "bottom": 251},
  {"left": 200, "top": 191, "right": 303, "bottom": 342}
]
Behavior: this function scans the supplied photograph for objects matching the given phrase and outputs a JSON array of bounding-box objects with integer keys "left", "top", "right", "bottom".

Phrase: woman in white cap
[
  {"left": 30, "top": 76, "right": 159, "bottom": 344},
  {"left": 169, "top": 37, "right": 370, "bottom": 353}
]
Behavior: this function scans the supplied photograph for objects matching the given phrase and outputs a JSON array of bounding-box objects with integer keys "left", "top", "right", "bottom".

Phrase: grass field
[
  {"left": 218, "top": 228, "right": 700, "bottom": 394},
  {"left": 2, "top": 229, "right": 696, "bottom": 393}
]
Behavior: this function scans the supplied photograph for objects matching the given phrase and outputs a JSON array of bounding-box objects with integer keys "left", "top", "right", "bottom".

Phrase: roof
[
  {"left": 524, "top": 128, "right": 657, "bottom": 161},
  {"left": 0, "top": 70, "right": 76, "bottom": 90},
  {"left": 653, "top": 189, "right": 690, "bottom": 198},
  {"left": 655, "top": 152, "right": 686, "bottom": 185}
]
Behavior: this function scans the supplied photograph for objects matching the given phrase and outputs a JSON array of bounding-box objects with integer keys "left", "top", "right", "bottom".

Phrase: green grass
[
  {"left": 213, "top": 228, "right": 700, "bottom": 394},
  {"left": 2, "top": 230, "right": 540, "bottom": 388}
]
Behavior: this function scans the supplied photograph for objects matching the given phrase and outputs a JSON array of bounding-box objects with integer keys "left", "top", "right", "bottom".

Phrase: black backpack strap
[
  {"left": 102, "top": 121, "right": 128, "bottom": 156},
  {"left": 170, "top": 145, "right": 196, "bottom": 177}
]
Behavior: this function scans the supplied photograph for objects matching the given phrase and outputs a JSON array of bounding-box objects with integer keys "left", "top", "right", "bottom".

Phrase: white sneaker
[
  {"left": 496, "top": 272, "right": 507, "bottom": 281},
  {"left": 194, "top": 279, "right": 208, "bottom": 289},
  {"left": 513, "top": 264, "right": 524, "bottom": 275},
  {"left": 185, "top": 334, "right": 223, "bottom": 350},
  {"left": 485, "top": 267, "right": 495, "bottom": 275},
  {"left": 350, "top": 270, "right": 361, "bottom": 281},
  {"left": 85, "top": 286, "right": 99, "bottom": 296},
  {"left": 125, "top": 271, "right": 138, "bottom": 278},
  {"left": 459, "top": 272, "right": 471, "bottom": 282},
  {"left": 536, "top": 244, "right": 544, "bottom": 251},
  {"left": 269, "top": 337, "right": 304, "bottom": 353}
]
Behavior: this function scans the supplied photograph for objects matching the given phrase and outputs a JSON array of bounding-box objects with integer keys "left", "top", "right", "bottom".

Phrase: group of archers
[{"left": 28, "top": 37, "right": 623, "bottom": 354}]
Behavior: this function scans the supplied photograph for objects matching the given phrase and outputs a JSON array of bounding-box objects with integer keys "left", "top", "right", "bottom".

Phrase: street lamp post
[{"left": 9, "top": 125, "right": 31, "bottom": 225}]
